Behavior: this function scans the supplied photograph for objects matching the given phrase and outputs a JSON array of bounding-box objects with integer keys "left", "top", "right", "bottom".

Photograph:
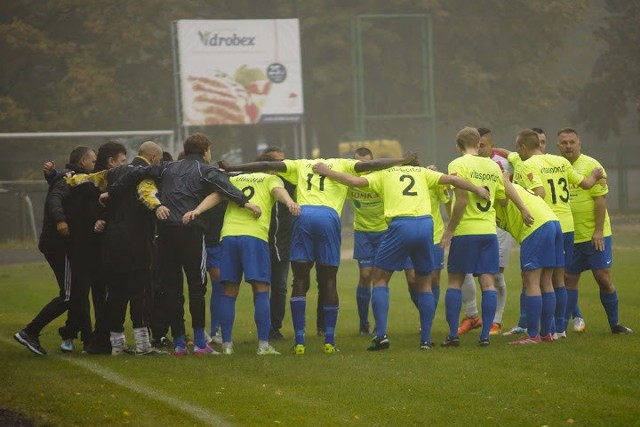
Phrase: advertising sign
[{"left": 175, "top": 19, "right": 304, "bottom": 126}]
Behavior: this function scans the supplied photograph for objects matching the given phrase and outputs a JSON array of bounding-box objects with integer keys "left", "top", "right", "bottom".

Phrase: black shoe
[
  {"left": 440, "top": 335, "right": 460, "bottom": 348},
  {"left": 83, "top": 341, "right": 112, "bottom": 355},
  {"left": 269, "top": 330, "right": 285, "bottom": 341},
  {"left": 14, "top": 330, "right": 47, "bottom": 356},
  {"left": 611, "top": 324, "right": 633, "bottom": 334},
  {"left": 368, "top": 335, "right": 390, "bottom": 351},
  {"left": 359, "top": 322, "right": 371, "bottom": 336},
  {"left": 151, "top": 336, "right": 173, "bottom": 349},
  {"left": 420, "top": 341, "right": 435, "bottom": 350},
  {"left": 478, "top": 338, "right": 490, "bottom": 347}
]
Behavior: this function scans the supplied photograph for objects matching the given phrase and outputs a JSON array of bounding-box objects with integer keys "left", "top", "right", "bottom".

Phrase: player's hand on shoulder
[
  {"left": 98, "top": 192, "right": 110, "bottom": 207},
  {"left": 312, "top": 162, "right": 330, "bottom": 175},
  {"left": 476, "top": 186, "right": 491, "bottom": 201},
  {"left": 94, "top": 220, "right": 106, "bottom": 233},
  {"left": 245, "top": 202, "right": 262, "bottom": 218},
  {"left": 218, "top": 160, "right": 230, "bottom": 170}
]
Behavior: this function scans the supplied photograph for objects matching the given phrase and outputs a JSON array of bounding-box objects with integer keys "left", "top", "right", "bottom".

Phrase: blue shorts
[
  {"left": 566, "top": 236, "right": 613, "bottom": 274},
  {"left": 448, "top": 234, "right": 499, "bottom": 275},
  {"left": 353, "top": 230, "right": 387, "bottom": 267},
  {"left": 206, "top": 245, "right": 222, "bottom": 270},
  {"left": 432, "top": 243, "right": 444, "bottom": 271},
  {"left": 520, "top": 221, "right": 563, "bottom": 271},
  {"left": 290, "top": 205, "right": 341, "bottom": 267},
  {"left": 220, "top": 236, "right": 271, "bottom": 284},
  {"left": 375, "top": 216, "right": 435, "bottom": 276},
  {"left": 562, "top": 231, "right": 574, "bottom": 266}
]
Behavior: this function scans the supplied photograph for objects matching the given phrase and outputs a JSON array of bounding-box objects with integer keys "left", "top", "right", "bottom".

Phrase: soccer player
[
  {"left": 499, "top": 129, "right": 603, "bottom": 338},
  {"left": 219, "top": 153, "right": 415, "bottom": 354},
  {"left": 556, "top": 128, "right": 632, "bottom": 334},
  {"left": 458, "top": 128, "right": 515, "bottom": 336},
  {"left": 313, "top": 159, "right": 489, "bottom": 350},
  {"left": 183, "top": 167, "right": 300, "bottom": 355},
  {"left": 441, "top": 127, "right": 533, "bottom": 348},
  {"left": 495, "top": 179, "right": 563, "bottom": 344}
]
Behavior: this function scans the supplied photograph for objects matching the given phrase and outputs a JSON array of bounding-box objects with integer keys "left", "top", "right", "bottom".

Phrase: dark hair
[
  {"left": 354, "top": 147, "right": 373, "bottom": 158},
  {"left": 162, "top": 151, "right": 174, "bottom": 162},
  {"left": 477, "top": 127, "right": 492, "bottom": 137},
  {"left": 262, "top": 146, "right": 284, "bottom": 156},
  {"left": 531, "top": 127, "right": 545, "bottom": 134},
  {"left": 95, "top": 141, "right": 126, "bottom": 171},
  {"left": 177, "top": 151, "right": 185, "bottom": 160},
  {"left": 183, "top": 133, "right": 211, "bottom": 156},
  {"left": 68, "top": 146, "right": 93, "bottom": 166},
  {"left": 557, "top": 127, "right": 578, "bottom": 136}
]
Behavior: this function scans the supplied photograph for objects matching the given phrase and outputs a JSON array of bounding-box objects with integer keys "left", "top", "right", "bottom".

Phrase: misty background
[{"left": 1, "top": 0, "right": 638, "bottom": 241}]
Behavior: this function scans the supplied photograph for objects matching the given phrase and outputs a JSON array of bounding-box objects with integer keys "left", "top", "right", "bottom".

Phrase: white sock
[
  {"left": 494, "top": 273, "right": 507, "bottom": 323},
  {"left": 461, "top": 274, "right": 479, "bottom": 317}
]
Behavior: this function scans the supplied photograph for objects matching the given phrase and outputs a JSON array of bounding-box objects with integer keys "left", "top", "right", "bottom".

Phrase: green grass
[{"left": 1, "top": 223, "right": 640, "bottom": 426}]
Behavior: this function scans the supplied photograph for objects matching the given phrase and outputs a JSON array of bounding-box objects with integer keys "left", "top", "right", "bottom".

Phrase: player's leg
[
  {"left": 179, "top": 227, "right": 208, "bottom": 351},
  {"left": 539, "top": 267, "right": 556, "bottom": 340},
  {"left": 317, "top": 264, "right": 340, "bottom": 351},
  {"left": 206, "top": 244, "right": 223, "bottom": 343},
  {"left": 251, "top": 281, "right": 280, "bottom": 355},
  {"left": 477, "top": 273, "right": 497, "bottom": 343},
  {"left": 219, "top": 281, "right": 240, "bottom": 355},
  {"left": 269, "top": 257, "right": 289, "bottom": 340},
  {"left": 290, "top": 261, "right": 312, "bottom": 350},
  {"left": 459, "top": 274, "right": 481, "bottom": 335},
  {"left": 356, "top": 265, "right": 374, "bottom": 334}
]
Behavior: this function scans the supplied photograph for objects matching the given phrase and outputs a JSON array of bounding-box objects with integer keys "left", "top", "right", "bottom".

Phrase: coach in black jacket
[{"left": 14, "top": 146, "right": 97, "bottom": 356}]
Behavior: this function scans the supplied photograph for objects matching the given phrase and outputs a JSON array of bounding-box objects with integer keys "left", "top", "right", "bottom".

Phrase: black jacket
[
  {"left": 110, "top": 154, "right": 248, "bottom": 233},
  {"left": 101, "top": 157, "right": 157, "bottom": 271},
  {"left": 268, "top": 179, "right": 295, "bottom": 262}
]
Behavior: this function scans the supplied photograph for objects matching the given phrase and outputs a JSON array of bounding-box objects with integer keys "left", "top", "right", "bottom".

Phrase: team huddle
[{"left": 13, "top": 126, "right": 632, "bottom": 358}]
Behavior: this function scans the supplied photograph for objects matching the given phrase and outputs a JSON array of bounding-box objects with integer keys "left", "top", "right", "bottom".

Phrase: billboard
[{"left": 174, "top": 19, "right": 304, "bottom": 126}]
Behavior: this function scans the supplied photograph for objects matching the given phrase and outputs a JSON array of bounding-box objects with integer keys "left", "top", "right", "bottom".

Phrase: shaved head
[{"left": 138, "top": 141, "right": 163, "bottom": 165}]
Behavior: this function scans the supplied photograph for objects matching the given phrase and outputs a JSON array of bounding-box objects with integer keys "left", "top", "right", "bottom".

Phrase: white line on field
[{"left": 4, "top": 337, "right": 232, "bottom": 427}]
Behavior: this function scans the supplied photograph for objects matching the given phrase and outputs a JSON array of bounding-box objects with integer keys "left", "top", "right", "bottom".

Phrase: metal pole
[
  {"left": 24, "top": 194, "right": 38, "bottom": 242},
  {"left": 171, "top": 21, "right": 185, "bottom": 144}
]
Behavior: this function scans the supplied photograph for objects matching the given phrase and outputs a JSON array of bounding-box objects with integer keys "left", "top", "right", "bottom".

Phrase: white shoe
[
  {"left": 573, "top": 317, "right": 586, "bottom": 332},
  {"left": 257, "top": 344, "right": 280, "bottom": 355},
  {"left": 553, "top": 331, "right": 567, "bottom": 340},
  {"left": 60, "top": 339, "right": 74, "bottom": 353},
  {"left": 210, "top": 333, "right": 222, "bottom": 345}
]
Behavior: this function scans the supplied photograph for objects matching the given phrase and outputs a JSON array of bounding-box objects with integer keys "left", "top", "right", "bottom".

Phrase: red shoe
[
  {"left": 509, "top": 335, "right": 541, "bottom": 345},
  {"left": 540, "top": 333, "right": 554, "bottom": 343},
  {"left": 458, "top": 316, "right": 482, "bottom": 335}
]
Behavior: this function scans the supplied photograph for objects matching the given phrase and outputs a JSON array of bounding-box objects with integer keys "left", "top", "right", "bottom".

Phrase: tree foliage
[
  {"left": 575, "top": 0, "right": 640, "bottom": 140},
  {"left": 1, "top": 0, "right": 594, "bottom": 154}
]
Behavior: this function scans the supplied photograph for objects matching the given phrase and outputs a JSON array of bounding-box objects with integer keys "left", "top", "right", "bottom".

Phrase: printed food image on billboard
[{"left": 176, "top": 19, "right": 304, "bottom": 126}]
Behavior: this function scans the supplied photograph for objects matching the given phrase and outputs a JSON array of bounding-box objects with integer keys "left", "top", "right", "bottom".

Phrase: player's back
[
  {"left": 364, "top": 165, "right": 442, "bottom": 222},
  {"left": 495, "top": 184, "right": 558, "bottom": 243},
  {"left": 448, "top": 154, "right": 505, "bottom": 236},
  {"left": 280, "top": 158, "right": 357, "bottom": 216}
]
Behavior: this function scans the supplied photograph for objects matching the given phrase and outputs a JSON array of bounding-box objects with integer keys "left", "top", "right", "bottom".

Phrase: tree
[{"left": 575, "top": 0, "right": 640, "bottom": 140}]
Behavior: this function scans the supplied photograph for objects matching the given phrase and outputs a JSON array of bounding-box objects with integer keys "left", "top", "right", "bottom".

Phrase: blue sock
[
  {"left": 524, "top": 295, "right": 542, "bottom": 338},
  {"left": 518, "top": 288, "right": 528, "bottom": 328},
  {"left": 220, "top": 294, "right": 236, "bottom": 343},
  {"left": 445, "top": 288, "right": 462, "bottom": 338},
  {"left": 254, "top": 291, "right": 271, "bottom": 342},
  {"left": 600, "top": 290, "right": 619, "bottom": 325},
  {"left": 290, "top": 296, "right": 306, "bottom": 345},
  {"left": 409, "top": 290, "right": 419, "bottom": 310},
  {"left": 174, "top": 335, "right": 186, "bottom": 349},
  {"left": 573, "top": 304, "right": 583, "bottom": 319},
  {"left": 194, "top": 328, "right": 206, "bottom": 348},
  {"left": 418, "top": 292, "right": 435, "bottom": 343},
  {"left": 356, "top": 286, "right": 371, "bottom": 326},
  {"left": 480, "top": 290, "right": 497, "bottom": 340},
  {"left": 323, "top": 305, "right": 339, "bottom": 345},
  {"left": 566, "top": 289, "right": 579, "bottom": 325},
  {"left": 371, "top": 287, "right": 390, "bottom": 337},
  {"left": 432, "top": 284, "right": 441, "bottom": 311},
  {"left": 210, "top": 279, "right": 223, "bottom": 335},
  {"left": 540, "top": 291, "right": 556, "bottom": 337},
  {"left": 554, "top": 287, "right": 568, "bottom": 333}
]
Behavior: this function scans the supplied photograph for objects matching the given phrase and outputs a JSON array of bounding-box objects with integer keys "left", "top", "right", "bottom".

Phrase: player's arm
[
  {"left": 218, "top": 159, "right": 286, "bottom": 173},
  {"left": 440, "top": 188, "right": 467, "bottom": 248},
  {"left": 272, "top": 186, "right": 301, "bottom": 216},
  {"left": 493, "top": 147, "right": 512, "bottom": 158},
  {"left": 312, "top": 162, "right": 368, "bottom": 187},
  {"left": 65, "top": 170, "right": 110, "bottom": 191},
  {"left": 592, "top": 193, "right": 607, "bottom": 252},
  {"left": 353, "top": 151, "right": 417, "bottom": 173},
  {"left": 503, "top": 177, "right": 534, "bottom": 226},
  {"left": 136, "top": 179, "right": 163, "bottom": 211},
  {"left": 202, "top": 168, "right": 251, "bottom": 209},
  {"left": 577, "top": 167, "right": 605, "bottom": 190},
  {"left": 437, "top": 174, "right": 490, "bottom": 201},
  {"left": 182, "top": 192, "right": 224, "bottom": 224}
]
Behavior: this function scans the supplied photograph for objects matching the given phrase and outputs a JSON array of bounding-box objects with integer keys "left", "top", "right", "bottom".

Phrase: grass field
[{"left": 1, "top": 221, "right": 640, "bottom": 426}]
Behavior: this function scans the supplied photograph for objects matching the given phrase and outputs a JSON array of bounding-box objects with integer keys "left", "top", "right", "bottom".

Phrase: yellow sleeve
[
  {"left": 64, "top": 170, "right": 109, "bottom": 191},
  {"left": 137, "top": 179, "right": 161, "bottom": 210}
]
